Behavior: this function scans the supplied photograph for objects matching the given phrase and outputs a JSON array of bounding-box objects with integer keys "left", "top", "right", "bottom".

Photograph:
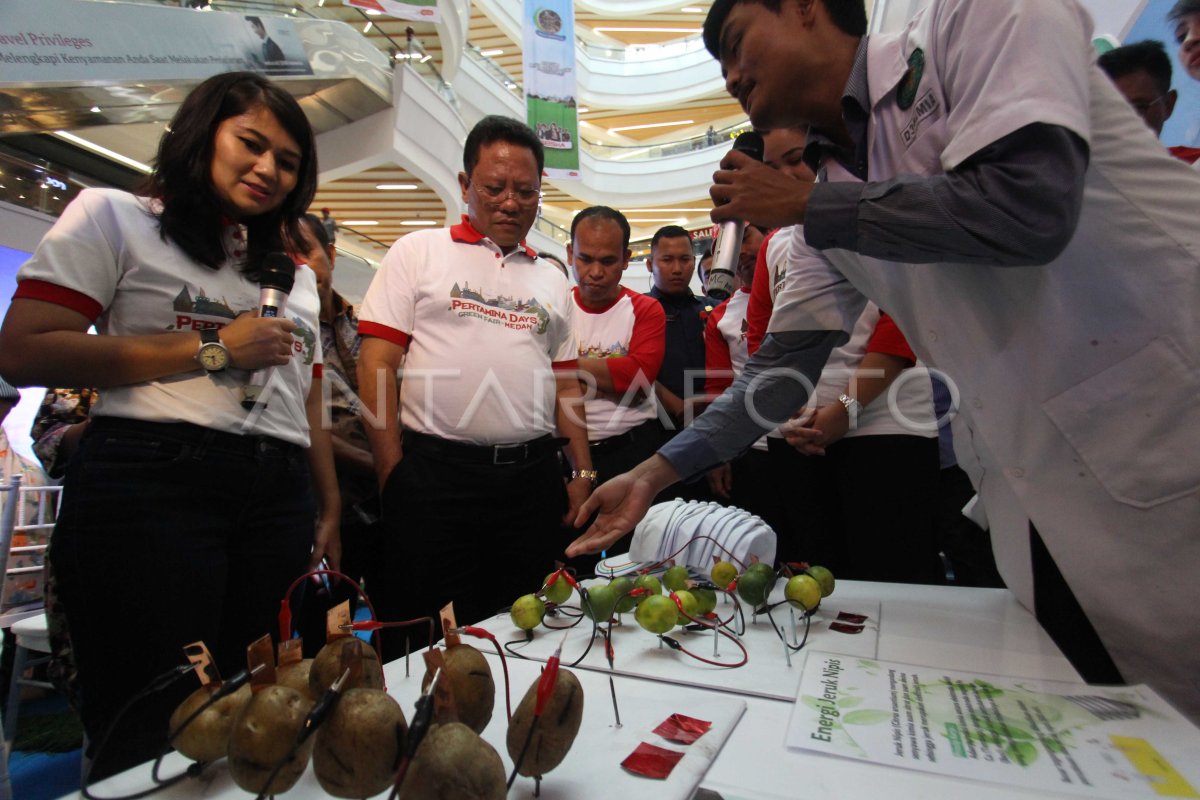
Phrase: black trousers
[
  {"left": 49, "top": 418, "right": 314, "bottom": 779},
  {"left": 771, "top": 434, "right": 943, "bottom": 583},
  {"left": 567, "top": 420, "right": 662, "bottom": 574},
  {"left": 375, "top": 435, "right": 568, "bottom": 661}
]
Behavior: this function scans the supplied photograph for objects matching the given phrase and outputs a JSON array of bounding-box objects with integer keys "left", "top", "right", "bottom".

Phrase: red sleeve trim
[
  {"left": 357, "top": 320, "right": 411, "bottom": 348},
  {"left": 552, "top": 359, "right": 580, "bottom": 372},
  {"left": 607, "top": 291, "right": 666, "bottom": 392},
  {"left": 313, "top": 363, "right": 324, "bottom": 379},
  {"left": 865, "top": 311, "right": 916, "bottom": 363},
  {"left": 704, "top": 300, "right": 734, "bottom": 396},
  {"left": 1168, "top": 146, "right": 1200, "bottom": 165},
  {"left": 13, "top": 280, "right": 103, "bottom": 322},
  {"left": 745, "top": 230, "right": 776, "bottom": 356}
]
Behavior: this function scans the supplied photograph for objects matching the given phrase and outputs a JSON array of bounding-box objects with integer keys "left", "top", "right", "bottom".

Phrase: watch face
[{"left": 199, "top": 343, "right": 229, "bottom": 371}]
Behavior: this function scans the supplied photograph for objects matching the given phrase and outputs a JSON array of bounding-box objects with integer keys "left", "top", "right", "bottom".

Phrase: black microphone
[
  {"left": 707, "top": 131, "right": 765, "bottom": 302},
  {"left": 242, "top": 252, "right": 296, "bottom": 411}
]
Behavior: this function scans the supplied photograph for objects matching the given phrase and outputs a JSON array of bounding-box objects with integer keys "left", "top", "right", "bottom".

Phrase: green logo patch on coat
[{"left": 897, "top": 48, "right": 925, "bottom": 110}]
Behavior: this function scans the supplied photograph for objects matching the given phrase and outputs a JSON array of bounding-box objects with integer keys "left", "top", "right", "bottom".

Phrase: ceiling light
[
  {"left": 593, "top": 27, "right": 701, "bottom": 33},
  {"left": 89, "top": 106, "right": 101, "bottom": 113},
  {"left": 364, "top": 8, "right": 381, "bottom": 14},
  {"left": 363, "top": 20, "right": 373, "bottom": 33},
  {"left": 54, "top": 131, "right": 153, "bottom": 173},
  {"left": 420, "top": 54, "right": 432, "bottom": 63},
  {"left": 318, "top": 0, "right": 325, "bottom": 6},
  {"left": 376, "top": 183, "right": 418, "bottom": 190},
  {"left": 577, "top": 106, "right": 589, "bottom": 113},
  {"left": 681, "top": 6, "right": 704, "bottom": 12},
  {"left": 608, "top": 119, "right": 694, "bottom": 134},
  {"left": 401, "top": 220, "right": 438, "bottom": 226},
  {"left": 480, "top": 48, "right": 504, "bottom": 57},
  {"left": 343, "top": 220, "right": 379, "bottom": 226}
]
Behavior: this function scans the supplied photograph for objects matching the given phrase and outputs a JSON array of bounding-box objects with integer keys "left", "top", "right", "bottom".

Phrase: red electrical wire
[{"left": 450, "top": 625, "right": 513, "bottom": 721}]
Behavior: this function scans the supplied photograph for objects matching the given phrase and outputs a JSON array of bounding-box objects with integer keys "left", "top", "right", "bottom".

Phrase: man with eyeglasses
[
  {"left": 357, "top": 116, "right": 593, "bottom": 657},
  {"left": 568, "top": 0, "right": 1200, "bottom": 723},
  {"left": 1098, "top": 40, "right": 1199, "bottom": 164}
]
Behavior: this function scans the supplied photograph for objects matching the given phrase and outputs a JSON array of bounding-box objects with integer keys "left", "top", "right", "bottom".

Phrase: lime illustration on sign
[
  {"left": 788, "top": 652, "right": 1200, "bottom": 799},
  {"left": 347, "top": 0, "right": 440, "bottom": 24},
  {"left": 523, "top": 0, "right": 579, "bottom": 179}
]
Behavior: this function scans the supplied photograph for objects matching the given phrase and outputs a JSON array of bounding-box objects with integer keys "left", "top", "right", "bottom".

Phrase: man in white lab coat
[{"left": 567, "top": 0, "right": 1200, "bottom": 722}]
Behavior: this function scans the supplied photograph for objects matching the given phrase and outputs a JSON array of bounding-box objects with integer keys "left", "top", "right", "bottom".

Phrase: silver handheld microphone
[
  {"left": 707, "top": 131, "right": 765, "bottom": 302},
  {"left": 242, "top": 253, "right": 296, "bottom": 411}
]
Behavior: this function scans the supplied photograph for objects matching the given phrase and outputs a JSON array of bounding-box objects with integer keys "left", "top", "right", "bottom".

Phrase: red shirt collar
[{"left": 450, "top": 215, "right": 537, "bottom": 259}]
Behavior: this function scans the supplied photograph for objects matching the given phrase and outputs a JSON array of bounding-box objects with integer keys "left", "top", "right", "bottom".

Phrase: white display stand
[
  {"left": 479, "top": 591, "right": 879, "bottom": 702},
  {"left": 79, "top": 581, "right": 1112, "bottom": 800},
  {"left": 85, "top": 644, "right": 745, "bottom": 800}
]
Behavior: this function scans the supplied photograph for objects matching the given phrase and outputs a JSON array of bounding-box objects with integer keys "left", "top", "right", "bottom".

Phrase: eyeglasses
[{"left": 469, "top": 180, "right": 541, "bottom": 207}]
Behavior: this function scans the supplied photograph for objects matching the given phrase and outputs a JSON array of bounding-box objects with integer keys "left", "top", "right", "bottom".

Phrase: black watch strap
[{"left": 200, "top": 328, "right": 221, "bottom": 345}]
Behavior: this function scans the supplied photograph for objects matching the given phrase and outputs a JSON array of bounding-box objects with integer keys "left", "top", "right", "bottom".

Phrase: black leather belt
[{"left": 404, "top": 431, "right": 560, "bottom": 465}]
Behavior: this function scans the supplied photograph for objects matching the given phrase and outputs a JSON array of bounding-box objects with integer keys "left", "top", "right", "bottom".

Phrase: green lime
[
  {"left": 544, "top": 572, "right": 572, "bottom": 605},
  {"left": 692, "top": 587, "right": 717, "bottom": 616},
  {"left": 610, "top": 576, "right": 637, "bottom": 613},
  {"left": 785, "top": 574, "right": 822, "bottom": 611},
  {"left": 806, "top": 565, "right": 835, "bottom": 597},
  {"left": 635, "top": 594, "right": 678, "bottom": 635},
  {"left": 510, "top": 594, "right": 546, "bottom": 631},
  {"left": 711, "top": 560, "right": 738, "bottom": 588},
  {"left": 736, "top": 565, "right": 775, "bottom": 607},
  {"left": 634, "top": 574, "right": 662, "bottom": 598},
  {"left": 672, "top": 590, "right": 699, "bottom": 625},
  {"left": 663, "top": 565, "right": 690, "bottom": 592},
  {"left": 582, "top": 583, "right": 619, "bottom": 623}
]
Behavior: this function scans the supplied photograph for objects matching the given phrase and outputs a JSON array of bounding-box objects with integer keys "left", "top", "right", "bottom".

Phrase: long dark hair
[{"left": 143, "top": 71, "right": 318, "bottom": 279}]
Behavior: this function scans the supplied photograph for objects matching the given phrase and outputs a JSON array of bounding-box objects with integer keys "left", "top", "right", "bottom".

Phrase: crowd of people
[{"left": 0, "top": 0, "right": 1198, "bottom": 780}]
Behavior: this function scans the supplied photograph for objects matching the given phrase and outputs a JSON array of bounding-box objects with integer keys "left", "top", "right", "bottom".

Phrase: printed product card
[{"left": 788, "top": 651, "right": 1200, "bottom": 799}]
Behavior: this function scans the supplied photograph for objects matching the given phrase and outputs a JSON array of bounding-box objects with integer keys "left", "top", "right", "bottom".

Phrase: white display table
[{"left": 83, "top": 580, "right": 1086, "bottom": 800}]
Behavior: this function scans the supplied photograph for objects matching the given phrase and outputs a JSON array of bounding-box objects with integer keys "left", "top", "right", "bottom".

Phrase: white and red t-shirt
[
  {"left": 358, "top": 217, "right": 577, "bottom": 445},
  {"left": 705, "top": 287, "right": 768, "bottom": 451},
  {"left": 571, "top": 286, "right": 665, "bottom": 441},
  {"left": 744, "top": 226, "right": 935, "bottom": 438},
  {"left": 15, "top": 188, "right": 323, "bottom": 447}
]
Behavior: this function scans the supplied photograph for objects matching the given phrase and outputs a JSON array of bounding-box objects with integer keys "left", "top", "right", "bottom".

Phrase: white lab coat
[{"left": 770, "top": 0, "right": 1200, "bottom": 719}]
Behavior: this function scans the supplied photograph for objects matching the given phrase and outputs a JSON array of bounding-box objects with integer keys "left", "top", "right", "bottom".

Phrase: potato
[
  {"left": 227, "top": 685, "right": 315, "bottom": 795},
  {"left": 397, "top": 722, "right": 506, "bottom": 800},
  {"left": 276, "top": 658, "right": 316, "bottom": 701},
  {"left": 313, "top": 688, "right": 407, "bottom": 798},
  {"left": 168, "top": 683, "right": 251, "bottom": 762},
  {"left": 506, "top": 668, "right": 584, "bottom": 777},
  {"left": 310, "top": 638, "right": 383, "bottom": 697},
  {"left": 422, "top": 645, "right": 494, "bottom": 734}
]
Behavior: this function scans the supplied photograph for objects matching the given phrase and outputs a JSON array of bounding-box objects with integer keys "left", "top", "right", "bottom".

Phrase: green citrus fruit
[
  {"left": 692, "top": 587, "right": 717, "bottom": 616},
  {"left": 672, "top": 591, "right": 699, "bottom": 625},
  {"left": 544, "top": 572, "right": 572, "bottom": 605},
  {"left": 663, "top": 565, "right": 689, "bottom": 592},
  {"left": 582, "top": 583, "right": 619, "bottom": 623},
  {"left": 635, "top": 594, "right": 678, "bottom": 635},
  {"left": 610, "top": 576, "right": 637, "bottom": 613},
  {"left": 785, "top": 574, "right": 822, "bottom": 611},
  {"left": 736, "top": 565, "right": 775, "bottom": 607},
  {"left": 711, "top": 560, "right": 738, "bottom": 588},
  {"left": 634, "top": 574, "right": 662, "bottom": 598},
  {"left": 806, "top": 565, "right": 835, "bottom": 598},
  {"left": 510, "top": 594, "right": 546, "bottom": 630}
]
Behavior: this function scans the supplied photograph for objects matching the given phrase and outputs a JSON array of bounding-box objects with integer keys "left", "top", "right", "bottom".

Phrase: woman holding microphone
[{"left": 0, "top": 71, "right": 338, "bottom": 778}]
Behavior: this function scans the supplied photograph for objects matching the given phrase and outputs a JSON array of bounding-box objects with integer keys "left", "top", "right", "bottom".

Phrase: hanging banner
[
  {"left": 523, "top": 0, "right": 580, "bottom": 179},
  {"left": 0, "top": 0, "right": 314, "bottom": 83},
  {"left": 347, "top": 0, "right": 441, "bottom": 24}
]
